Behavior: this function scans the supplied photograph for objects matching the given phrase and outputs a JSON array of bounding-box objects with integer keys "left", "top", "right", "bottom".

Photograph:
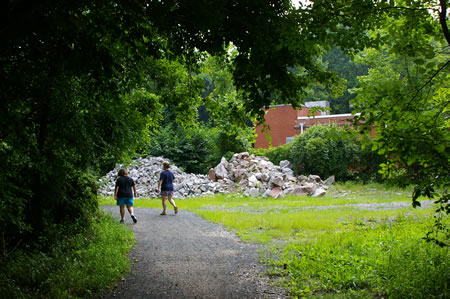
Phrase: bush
[
  {"left": 0, "top": 212, "right": 134, "bottom": 298},
  {"left": 147, "top": 125, "right": 253, "bottom": 173},
  {"left": 215, "top": 130, "right": 251, "bottom": 162},
  {"left": 289, "top": 124, "right": 360, "bottom": 181},
  {"left": 353, "top": 136, "right": 386, "bottom": 183},
  {"left": 147, "top": 125, "right": 218, "bottom": 174},
  {"left": 251, "top": 143, "right": 291, "bottom": 166},
  {"left": 253, "top": 125, "right": 384, "bottom": 183}
]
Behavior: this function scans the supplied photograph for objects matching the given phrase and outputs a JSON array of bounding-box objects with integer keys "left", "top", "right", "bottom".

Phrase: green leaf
[
  {"left": 435, "top": 144, "right": 446, "bottom": 153},
  {"left": 425, "top": 62, "right": 436, "bottom": 69},
  {"left": 407, "top": 157, "right": 416, "bottom": 166}
]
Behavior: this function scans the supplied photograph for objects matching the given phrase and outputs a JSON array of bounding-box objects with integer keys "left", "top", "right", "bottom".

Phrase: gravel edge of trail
[{"left": 100, "top": 206, "right": 288, "bottom": 299}]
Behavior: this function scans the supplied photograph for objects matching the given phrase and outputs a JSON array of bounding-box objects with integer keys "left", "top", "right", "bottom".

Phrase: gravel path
[{"left": 100, "top": 206, "right": 287, "bottom": 299}]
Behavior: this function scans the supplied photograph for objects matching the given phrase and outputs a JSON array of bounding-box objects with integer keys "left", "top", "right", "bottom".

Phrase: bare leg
[
  {"left": 126, "top": 205, "right": 134, "bottom": 215},
  {"left": 168, "top": 196, "right": 176, "bottom": 207},
  {"left": 120, "top": 205, "right": 125, "bottom": 220},
  {"left": 127, "top": 205, "right": 137, "bottom": 223},
  {"left": 161, "top": 196, "right": 167, "bottom": 214},
  {"left": 168, "top": 195, "right": 178, "bottom": 214}
]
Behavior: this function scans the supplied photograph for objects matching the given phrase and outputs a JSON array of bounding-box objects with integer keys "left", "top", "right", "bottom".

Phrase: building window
[{"left": 286, "top": 136, "right": 294, "bottom": 144}]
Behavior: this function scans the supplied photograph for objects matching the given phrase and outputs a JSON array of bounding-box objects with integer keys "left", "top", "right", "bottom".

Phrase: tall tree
[
  {"left": 201, "top": 51, "right": 255, "bottom": 154},
  {"left": 0, "top": 0, "right": 351, "bottom": 252},
  {"left": 302, "top": 48, "right": 369, "bottom": 114},
  {"left": 4, "top": 0, "right": 445, "bottom": 253},
  {"left": 0, "top": 0, "right": 164, "bottom": 251},
  {"left": 351, "top": 1, "right": 449, "bottom": 244}
]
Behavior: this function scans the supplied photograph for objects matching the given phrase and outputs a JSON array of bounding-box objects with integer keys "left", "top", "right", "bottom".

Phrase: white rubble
[{"left": 98, "top": 153, "right": 333, "bottom": 199}]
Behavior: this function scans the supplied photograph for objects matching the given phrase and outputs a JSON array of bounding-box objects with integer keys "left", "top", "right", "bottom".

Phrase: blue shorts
[{"left": 117, "top": 197, "right": 134, "bottom": 206}]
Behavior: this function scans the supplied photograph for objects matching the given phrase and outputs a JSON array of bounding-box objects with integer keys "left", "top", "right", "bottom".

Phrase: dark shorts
[
  {"left": 117, "top": 197, "right": 134, "bottom": 206},
  {"left": 161, "top": 191, "right": 173, "bottom": 197}
]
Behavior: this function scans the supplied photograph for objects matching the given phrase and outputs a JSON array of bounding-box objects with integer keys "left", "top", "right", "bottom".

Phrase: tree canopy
[
  {"left": 0, "top": 0, "right": 448, "bottom": 253},
  {"left": 351, "top": 1, "right": 449, "bottom": 244}
]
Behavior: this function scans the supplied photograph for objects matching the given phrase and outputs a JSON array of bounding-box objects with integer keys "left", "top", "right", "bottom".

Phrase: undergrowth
[
  {"left": 263, "top": 215, "right": 449, "bottom": 298},
  {"left": 0, "top": 211, "right": 134, "bottom": 298}
]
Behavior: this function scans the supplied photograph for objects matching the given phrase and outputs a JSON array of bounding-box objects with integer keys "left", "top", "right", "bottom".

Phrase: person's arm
[
  {"left": 114, "top": 186, "right": 119, "bottom": 201},
  {"left": 157, "top": 180, "right": 162, "bottom": 193},
  {"left": 133, "top": 184, "right": 137, "bottom": 198}
]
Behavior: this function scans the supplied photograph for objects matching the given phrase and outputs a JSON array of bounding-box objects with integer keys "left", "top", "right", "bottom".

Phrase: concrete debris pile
[
  {"left": 209, "top": 152, "right": 334, "bottom": 198},
  {"left": 99, "top": 153, "right": 334, "bottom": 199},
  {"left": 99, "top": 156, "right": 229, "bottom": 199}
]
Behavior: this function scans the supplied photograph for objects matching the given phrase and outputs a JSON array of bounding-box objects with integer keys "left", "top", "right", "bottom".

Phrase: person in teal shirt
[{"left": 115, "top": 168, "right": 137, "bottom": 223}]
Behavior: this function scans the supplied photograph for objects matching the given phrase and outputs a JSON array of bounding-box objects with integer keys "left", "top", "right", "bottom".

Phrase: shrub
[
  {"left": 147, "top": 125, "right": 217, "bottom": 174},
  {"left": 251, "top": 143, "right": 291, "bottom": 166},
  {"left": 0, "top": 212, "right": 134, "bottom": 298},
  {"left": 353, "top": 136, "right": 386, "bottom": 183},
  {"left": 288, "top": 124, "right": 360, "bottom": 181},
  {"left": 213, "top": 130, "right": 251, "bottom": 162},
  {"left": 147, "top": 124, "right": 253, "bottom": 173}
]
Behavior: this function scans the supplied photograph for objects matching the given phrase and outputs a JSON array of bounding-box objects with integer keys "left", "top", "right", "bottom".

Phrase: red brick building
[{"left": 254, "top": 102, "right": 359, "bottom": 149}]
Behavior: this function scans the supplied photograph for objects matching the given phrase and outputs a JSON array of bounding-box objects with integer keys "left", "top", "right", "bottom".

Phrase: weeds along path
[{"left": 101, "top": 205, "right": 286, "bottom": 299}]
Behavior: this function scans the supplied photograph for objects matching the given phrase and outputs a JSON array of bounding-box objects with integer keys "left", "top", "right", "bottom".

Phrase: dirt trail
[{"left": 101, "top": 206, "right": 286, "bottom": 299}]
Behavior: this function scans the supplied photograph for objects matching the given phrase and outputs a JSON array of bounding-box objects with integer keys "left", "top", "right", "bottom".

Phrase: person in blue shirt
[
  {"left": 157, "top": 162, "right": 178, "bottom": 215},
  {"left": 114, "top": 168, "right": 137, "bottom": 223}
]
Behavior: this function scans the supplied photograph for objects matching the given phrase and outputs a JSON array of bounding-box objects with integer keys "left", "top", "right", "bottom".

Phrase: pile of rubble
[
  {"left": 99, "top": 156, "right": 226, "bottom": 198},
  {"left": 209, "top": 152, "right": 334, "bottom": 198},
  {"left": 98, "top": 152, "right": 334, "bottom": 199}
]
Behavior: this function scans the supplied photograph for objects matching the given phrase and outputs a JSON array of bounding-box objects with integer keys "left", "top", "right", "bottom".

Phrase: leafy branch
[
  {"left": 403, "top": 60, "right": 449, "bottom": 112},
  {"left": 439, "top": 0, "right": 450, "bottom": 46}
]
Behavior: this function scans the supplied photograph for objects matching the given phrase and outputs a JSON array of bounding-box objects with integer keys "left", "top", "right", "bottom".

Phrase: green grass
[
  {"left": 264, "top": 215, "right": 448, "bottom": 298},
  {"left": 100, "top": 182, "right": 416, "bottom": 209},
  {"left": 0, "top": 212, "right": 134, "bottom": 298},
  {"left": 100, "top": 182, "right": 448, "bottom": 298}
]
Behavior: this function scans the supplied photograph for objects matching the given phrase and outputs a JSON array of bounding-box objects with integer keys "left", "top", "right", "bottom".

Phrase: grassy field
[{"left": 100, "top": 182, "right": 449, "bottom": 298}]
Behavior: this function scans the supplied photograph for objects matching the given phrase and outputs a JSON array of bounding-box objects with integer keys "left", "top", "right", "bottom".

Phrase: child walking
[
  {"left": 114, "top": 168, "right": 138, "bottom": 223},
  {"left": 157, "top": 162, "right": 178, "bottom": 215}
]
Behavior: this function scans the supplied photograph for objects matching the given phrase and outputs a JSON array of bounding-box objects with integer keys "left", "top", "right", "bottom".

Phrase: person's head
[
  {"left": 118, "top": 168, "right": 128, "bottom": 176},
  {"left": 163, "top": 162, "right": 170, "bottom": 170}
]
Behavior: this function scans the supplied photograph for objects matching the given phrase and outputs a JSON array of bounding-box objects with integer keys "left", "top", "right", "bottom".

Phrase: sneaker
[
  {"left": 174, "top": 206, "right": 179, "bottom": 214},
  {"left": 119, "top": 219, "right": 124, "bottom": 224},
  {"left": 131, "top": 215, "right": 137, "bottom": 223},
  {"left": 160, "top": 211, "right": 167, "bottom": 216}
]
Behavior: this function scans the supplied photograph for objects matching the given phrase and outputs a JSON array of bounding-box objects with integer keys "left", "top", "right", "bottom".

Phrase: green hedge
[
  {"left": 251, "top": 143, "right": 291, "bottom": 166},
  {"left": 254, "top": 124, "right": 384, "bottom": 182}
]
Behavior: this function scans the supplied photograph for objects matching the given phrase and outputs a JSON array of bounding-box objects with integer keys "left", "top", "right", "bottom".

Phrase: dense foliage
[
  {"left": 351, "top": 1, "right": 449, "bottom": 244},
  {"left": 289, "top": 125, "right": 360, "bottom": 181},
  {"left": 0, "top": 0, "right": 165, "bottom": 254},
  {"left": 0, "top": 212, "right": 133, "bottom": 298},
  {"left": 304, "top": 48, "right": 369, "bottom": 113},
  {"left": 1, "top": 0, "right": 448, "bottom": 293},
  {"left": 253, "top": 125, "right": 385, "bottom": 183},
  {"left": 147, "top": 125, "right": 216, "bottom": 174}
]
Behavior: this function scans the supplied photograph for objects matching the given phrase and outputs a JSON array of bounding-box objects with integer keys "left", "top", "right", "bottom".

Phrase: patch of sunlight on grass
[{"left": 191, "top": 205, "right": 433, "bottom": 244}]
